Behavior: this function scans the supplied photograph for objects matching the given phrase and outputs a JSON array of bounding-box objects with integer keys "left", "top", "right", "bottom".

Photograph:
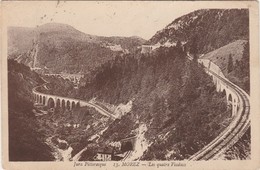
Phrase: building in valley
[{"left": 95, "top": 147, "right": 114, "bottom": 161}]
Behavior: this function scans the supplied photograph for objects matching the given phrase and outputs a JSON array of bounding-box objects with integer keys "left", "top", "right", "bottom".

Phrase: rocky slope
[
  {"left": 8, "top": 23, "right": 146, "bottom": 73},
  {"left": 149, "top": 9, "right": 249, "bottom": 54}
]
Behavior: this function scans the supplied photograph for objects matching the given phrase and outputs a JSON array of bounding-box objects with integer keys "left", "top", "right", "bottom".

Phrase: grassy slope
[
  {"left": 202, "top": 40, "right": 247, "bottom": 74},
  {"left": 201, "top": 39, "right": 249, "bottom": 93}
]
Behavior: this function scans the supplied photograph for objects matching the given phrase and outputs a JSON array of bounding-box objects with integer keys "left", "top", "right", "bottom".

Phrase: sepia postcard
[{"left": 1, "top": 1, "right": 260, "bottom": 170}]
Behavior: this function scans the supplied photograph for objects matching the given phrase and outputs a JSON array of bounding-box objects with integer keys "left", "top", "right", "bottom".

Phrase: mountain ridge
[
  {"left": 8, "top": 23, "right": 146, "bottom": 73},
  {"left": 148, "top": 9, "right": 249, "bottom": 54}
]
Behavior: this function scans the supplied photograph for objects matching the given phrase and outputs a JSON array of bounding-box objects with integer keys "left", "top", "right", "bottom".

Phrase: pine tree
[
  {"left": 190, "top": 37, "right": 198, "bottom": 62},
  {"left": 176, "top": 40, "right": 182, "bottom": 49},
  {"left": 241, "top": 42, "right": 249, "bottom": 76},
  {"left": 227, "top": 54, "right": 234, "bottom": 73}
]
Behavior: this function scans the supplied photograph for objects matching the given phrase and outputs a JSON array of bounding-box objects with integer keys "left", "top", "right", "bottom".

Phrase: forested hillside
[
  {"left": 8, "top": 60, "right": 54, "bottom": 161},
  {"left": 148, "top": 8, "right": 250, "bottom": 93},
  {"left": 74, "top": 45, "right": 231, "bottom": 160},
  {"left": 8, "top": 60, "right": 114, "bottom": 161}
]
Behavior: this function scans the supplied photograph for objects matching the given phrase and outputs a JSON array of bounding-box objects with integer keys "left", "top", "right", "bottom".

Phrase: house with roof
[{"left": 95, "top": 147, "right": 114, "bottom": 161}]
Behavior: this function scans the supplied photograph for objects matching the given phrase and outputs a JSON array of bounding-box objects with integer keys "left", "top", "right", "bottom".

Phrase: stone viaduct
[
  {"left": 32, "top": 84, "right": 117, "bottom": 119},
  {"left": 198, "top": 58, "right": 240, "bottom": 117},
  {"left": 33, "top": 86, "right": 85, "bottom": 110}
]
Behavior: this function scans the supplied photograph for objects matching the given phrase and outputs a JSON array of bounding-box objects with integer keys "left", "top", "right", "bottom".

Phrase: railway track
[
  {"left": 121, "top": 151, "right": 133, "bottom": 161},
  {"left": 189, "top": 68, "right": 250, "bottom": 160}
]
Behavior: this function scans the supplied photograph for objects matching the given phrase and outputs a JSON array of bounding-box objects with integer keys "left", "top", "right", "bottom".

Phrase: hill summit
[
  {"left": 8, "top": 23, "right": 146, "bottom": 74},
  {"left": 149, "top": 9, "right": 248, "bottom": 54}
]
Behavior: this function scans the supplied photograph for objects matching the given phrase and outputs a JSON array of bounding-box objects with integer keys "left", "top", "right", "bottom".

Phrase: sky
[{"left": 3, "top": 1, "right": 234, "bottom": 40}]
